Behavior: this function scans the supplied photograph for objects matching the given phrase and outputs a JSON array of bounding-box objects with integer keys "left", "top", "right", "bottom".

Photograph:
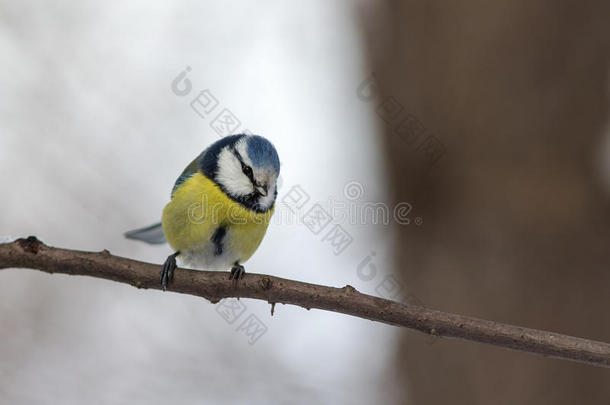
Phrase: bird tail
[{"left": 124, "top": 222, "right": 166, "bottom": 244}]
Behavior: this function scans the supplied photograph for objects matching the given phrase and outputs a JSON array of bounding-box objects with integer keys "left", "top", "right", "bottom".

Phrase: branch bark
[{"left": 2, "top": 236, "right": 609, "bottom": 368}]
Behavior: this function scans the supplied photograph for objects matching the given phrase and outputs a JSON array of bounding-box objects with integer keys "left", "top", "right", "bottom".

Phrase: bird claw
[
  {"left": 229, "top": 263, "right": 245, "bottom": 282},
  {"left": 161, "top": 252, "right": 179, "bottom": 291}
]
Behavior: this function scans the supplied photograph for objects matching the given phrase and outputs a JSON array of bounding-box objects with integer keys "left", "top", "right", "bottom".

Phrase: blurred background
[{"left": 1, "top": 1, "right": 609, "bottom": 404}]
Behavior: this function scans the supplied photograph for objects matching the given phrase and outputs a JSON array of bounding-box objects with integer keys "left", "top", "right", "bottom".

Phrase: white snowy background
[{"left": 0, "top": 1, "right": 403, "bottom": 404}]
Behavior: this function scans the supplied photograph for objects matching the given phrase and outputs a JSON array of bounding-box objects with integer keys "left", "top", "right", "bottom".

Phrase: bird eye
[{"left": 242, "top": 164, "right": 253, "bottom": 178}]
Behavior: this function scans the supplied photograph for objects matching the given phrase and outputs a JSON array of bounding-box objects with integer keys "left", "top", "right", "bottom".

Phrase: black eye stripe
[
  {"left": 231, "top": 147, "right": 256, "bottom": 184},
  {"left": 242, "top": 165, "right": 253, "bottom": 178}
]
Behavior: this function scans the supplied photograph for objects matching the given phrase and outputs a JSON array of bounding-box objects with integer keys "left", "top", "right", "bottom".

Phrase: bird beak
[{"left": 256, "top": 185, "right": 268, "bottom": 197}]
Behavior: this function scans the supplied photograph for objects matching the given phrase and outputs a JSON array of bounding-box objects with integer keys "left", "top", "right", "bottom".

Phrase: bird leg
[{"left": 160, "top": 251, "right": 180, "bottom": 291}]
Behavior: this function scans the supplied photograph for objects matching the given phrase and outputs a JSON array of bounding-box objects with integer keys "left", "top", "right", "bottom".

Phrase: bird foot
[
  {"left": 229, "top": 263, "right": 245, "bottom": 282},
  {"left": 160, "top": 251, "right": 179, "bottom": 291}
]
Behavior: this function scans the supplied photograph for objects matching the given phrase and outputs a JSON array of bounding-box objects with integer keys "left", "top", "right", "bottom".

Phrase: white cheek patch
[{"left": 216, "top": 147, "right": 254, "bottom": 196}]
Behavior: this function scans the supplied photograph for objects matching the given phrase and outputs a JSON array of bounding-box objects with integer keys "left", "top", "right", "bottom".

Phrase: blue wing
[{"left": 172, "top": 151, "right": 205, "bottom": 196}]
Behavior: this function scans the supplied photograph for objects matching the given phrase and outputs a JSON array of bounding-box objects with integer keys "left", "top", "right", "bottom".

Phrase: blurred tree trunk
[{"left": 360, "top": 1, "right": 610, "bottom": 404}]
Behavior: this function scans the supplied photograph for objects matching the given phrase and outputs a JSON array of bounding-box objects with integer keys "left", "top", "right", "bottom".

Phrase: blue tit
[{"left": 125, "top": 134, "right": 280, "bottom": 290}]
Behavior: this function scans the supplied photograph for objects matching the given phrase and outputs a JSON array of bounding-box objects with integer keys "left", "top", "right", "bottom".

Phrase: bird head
[{"left": 201, "top": 134, "right": 280, "bottom": 212}]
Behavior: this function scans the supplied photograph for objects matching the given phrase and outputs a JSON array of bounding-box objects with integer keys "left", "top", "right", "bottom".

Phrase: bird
[{"left": 124, "top": 134, "right": 280, "bottom": 290}]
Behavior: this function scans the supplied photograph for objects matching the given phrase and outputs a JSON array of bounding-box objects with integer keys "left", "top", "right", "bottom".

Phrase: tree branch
[{"left": 1, "top": 236, "right": 609, "bottom": 368}]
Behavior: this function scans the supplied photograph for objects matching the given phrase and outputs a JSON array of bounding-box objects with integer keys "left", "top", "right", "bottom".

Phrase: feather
[{"left": 124, "top": 222, "right": 166, "bottom": 244}]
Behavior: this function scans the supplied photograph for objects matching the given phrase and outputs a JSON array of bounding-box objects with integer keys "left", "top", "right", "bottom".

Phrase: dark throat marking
[{"left": 211, "top": 226, "right": 227, "bottom": 256}]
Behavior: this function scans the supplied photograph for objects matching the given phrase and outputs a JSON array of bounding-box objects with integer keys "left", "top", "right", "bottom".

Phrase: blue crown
[{"left": 246, "top": 135, "right": 280, "bottom": 173}]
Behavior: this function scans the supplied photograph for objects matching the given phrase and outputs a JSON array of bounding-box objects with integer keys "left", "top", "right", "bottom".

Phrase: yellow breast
[{"left": 161, "top": 172, "right": 273, "bottom": 265}]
